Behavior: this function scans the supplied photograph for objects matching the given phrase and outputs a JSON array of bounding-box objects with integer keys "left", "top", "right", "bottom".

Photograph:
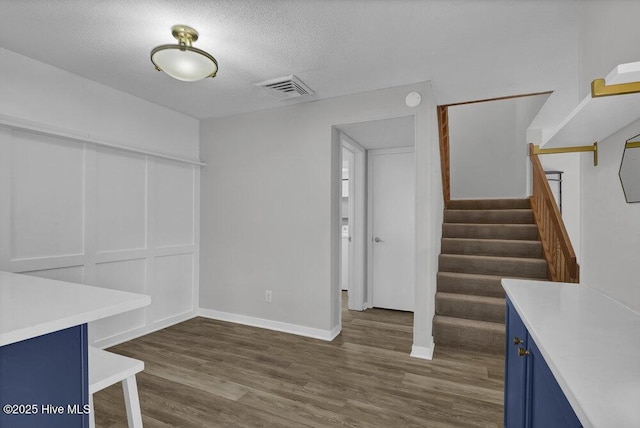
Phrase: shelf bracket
[
  {"left": 625, "top": 141, "right": 640, "bottom": 149},
  {"left": 532, "top": 142, "right": 598, "bottom": 166},
  {"left": 591, "top": 78, "right": 640, "bottom": 98}
]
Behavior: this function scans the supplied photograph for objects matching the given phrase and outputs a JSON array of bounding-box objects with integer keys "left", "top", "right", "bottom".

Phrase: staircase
[{"left": 433, "top": 198, "right": 548, "bottom": 354}]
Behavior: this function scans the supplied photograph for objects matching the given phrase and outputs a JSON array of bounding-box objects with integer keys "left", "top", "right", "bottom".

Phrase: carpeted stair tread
[
  {"left": 441, "top": 237, "right": 542, "bottom": 258},
  {"left": 439, "top": 253, "right": 548, "bottom": 278},
  {"left": 436, "top": 292, "right": 506, "bottom": 323},
  {"left": 433, "top": 315, "right": 505, "bottom": 353},
  {"left": 434, "top": 315, "right": 505, "bottom": 332},
  {"left": 443, "top": 223, "right": 539, "bottom": 240},
  {"left": 436, "top": 291, "right": 505, "bottom": 305},
  {"left": 437, "top": 272, "right": 506, "bottom": 297},
  {"left": 447, "top": 198, "right": 530, "bottom": 210},
  {"left": 444, "top": 209, "right": 534, "bottom": 224},
  {"left": 437, "top": 272, "right": 546, "bottom": 297}
]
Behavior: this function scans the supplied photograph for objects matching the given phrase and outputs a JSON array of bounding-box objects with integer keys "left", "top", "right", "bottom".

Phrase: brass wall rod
[
  {"left": 592, "top": 78, "right": 640, "bottom": 98},
  {"left": 532, "top": 142, "right": 598, "bottom": 166},
  {"left": 625, "top": 141, "right": 640, "bottom": 149}
]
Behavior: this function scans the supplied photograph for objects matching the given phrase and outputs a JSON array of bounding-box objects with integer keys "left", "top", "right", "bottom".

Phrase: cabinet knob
[
  {"left": 513, "top": 337, "right": 523, "bottom": 345},
  {"left": 518, "top": 347, "right": 530, "bottom": 357}
]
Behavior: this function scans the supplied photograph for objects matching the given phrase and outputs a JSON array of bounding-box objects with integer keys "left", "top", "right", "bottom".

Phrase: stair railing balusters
[{"left": 528, "top": 143, "right": 579, "bottom": 283}]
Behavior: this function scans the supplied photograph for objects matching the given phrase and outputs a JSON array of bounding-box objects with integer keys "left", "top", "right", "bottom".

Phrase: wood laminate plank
[
  {"left": 94, "top": 292, "right": 503, "bottom": 427},
  {"left": 402, "top": 372, "right": 503, "bottom": 406}
]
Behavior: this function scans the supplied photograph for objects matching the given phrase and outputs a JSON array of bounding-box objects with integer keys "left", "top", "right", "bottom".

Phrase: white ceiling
[{"left": 0, "top": 0, "right": 582, "bottom": 120}]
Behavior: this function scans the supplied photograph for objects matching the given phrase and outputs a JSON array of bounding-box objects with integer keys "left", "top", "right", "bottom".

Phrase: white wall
[
  {"left": 449, "top": 95, "right": 548, "bottom": 199},
  {"left": 580, "top": 1, "right": 640, "bottom": 100},
  {"left": 577, "top": 0, "right": 640, "bottom": 311},
  {"left": 0, "top": 47, "right": 199, "bottom": 160},
  {"left": 580, "top": 119, "right": 640, "bottom": 312},
  {"left": 199, "top": 82, "right": 441, "bottom": 356},
  {"left": 0, "top": 48, "right": 201, "bottom": 348}
]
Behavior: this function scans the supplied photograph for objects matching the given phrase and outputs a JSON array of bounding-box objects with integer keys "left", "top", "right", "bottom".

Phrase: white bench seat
[{"left": 89, "top": 347, "right": 144, "bottom": 428}]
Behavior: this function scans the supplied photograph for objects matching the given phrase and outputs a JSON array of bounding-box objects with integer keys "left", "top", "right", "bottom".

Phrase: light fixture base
[{"left": 171, "top": 25, "right": 199, "bottom": 44}]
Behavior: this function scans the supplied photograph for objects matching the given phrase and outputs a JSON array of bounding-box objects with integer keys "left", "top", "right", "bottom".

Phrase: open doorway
[
  {"left": 336, "top": 115, "right": 415, "bottom": 314},
  {"left": 446, "top": 93, "right": 550, "bottom": 199},
  {"left": 339, "top": 134, "right": 365, "bottom": 311}
]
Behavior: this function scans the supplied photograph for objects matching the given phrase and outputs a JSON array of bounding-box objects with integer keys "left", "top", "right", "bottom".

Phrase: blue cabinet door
[
  {"left": 0, "top": 324, "right": 89, "bottom": 428},
  {"left": 527, "top": 339, "right": 581, "bottom": 428},
  {"left": 504, "top": 299, "right": 583, "bottom": 428},
  {"left": 504, "top": 299, "right": 529, "bottom": 428}
]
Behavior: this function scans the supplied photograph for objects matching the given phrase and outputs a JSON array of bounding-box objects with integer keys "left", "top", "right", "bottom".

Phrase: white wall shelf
[{"left": 542, "top": 61, "right": 640, "bottom": 148}]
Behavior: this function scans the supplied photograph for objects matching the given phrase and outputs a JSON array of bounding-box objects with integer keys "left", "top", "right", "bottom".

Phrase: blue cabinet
[
  {"left": 0, "top": 324, "right": 89, "bottom": 428},
  {"left": 504, "top": 301, "right": 529, "bottom": 427},
  {"left": 504, "top": 299, "right": 581, "bottom": 428}
]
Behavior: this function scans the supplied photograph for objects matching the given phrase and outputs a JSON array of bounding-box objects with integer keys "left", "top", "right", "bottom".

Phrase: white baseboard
[
  {"left": 198, "top": 308, "right": 341, "bottom": 342},
  {"left": 410, "top": 337, "right": 435, "bottom": 360},
  {"left": 92, "top": 310, "right": 198, "bottom": 349}
]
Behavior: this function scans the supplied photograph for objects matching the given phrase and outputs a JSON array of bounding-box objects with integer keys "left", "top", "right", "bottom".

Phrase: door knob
[
  {"left": 374, "top": 237, "right": 383, "bottom": 243},
  {"left": 513, "top": 337, "right": 523, "bottom": 345},
  {"left": 518, "top": 348, "right": 530, "bottom": 357}
]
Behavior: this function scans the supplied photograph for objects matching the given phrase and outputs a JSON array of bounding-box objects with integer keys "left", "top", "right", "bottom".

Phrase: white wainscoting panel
[
  {"left": 95, "top": 259, "right": 147, "bottom": 294},
  {"left": 152, "top": 253, "right": 194, "bottom": 323},
  {"left": 91, "top": 259, "right": 147, "bottom": 341},
  {"left": 96, "top": 148, "right": 147, "bottom": 252},
  {"left": 154, "top": 160, "right": 195, "bottom": 248},
  {"left": 0, "top": 126, "right": 199, "bottom": 347},
  {"left": 0, "top": 127, "right": 11, "bottom": 271},
  {"left": 23, "top": 266, "right": 85, "bottom": 284},
  {"left": 11, "top": 131, "right": 84, "bottom": 260}
]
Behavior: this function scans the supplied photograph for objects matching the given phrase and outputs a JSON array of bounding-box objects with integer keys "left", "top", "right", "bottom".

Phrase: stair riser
[
  {"left": 444, "top": 210, "right": 534, "bottom": 224},
  {"left": 447, "top": 199, "right": 530, "bottom": 210},
  {"left": 441, "top": 238, "right": 543, "bottom": 258},
  {"left": 437, "top": 273, "right": 506, "bottom": 298},
  {"left": 439, "top": 255, "right": 548, "bottom": 278},
  {"left": 436, "top": 296, "right": 505, "bottom": 323},
  {"left": 443, "top": 224, "right": 539, "bottom": 240},
  {"left": 433, "top": 320, "right": 505, "bottom": 353}
]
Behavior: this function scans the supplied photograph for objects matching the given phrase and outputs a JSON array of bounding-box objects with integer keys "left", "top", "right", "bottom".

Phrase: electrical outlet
[{"left": 265, "top": 290, "right": 272, "bottom": 303}]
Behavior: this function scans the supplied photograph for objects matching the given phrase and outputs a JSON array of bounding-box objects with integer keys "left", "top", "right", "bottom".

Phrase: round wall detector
[{"left": 405, "top": 92, "right": 422, "bottom": 107}]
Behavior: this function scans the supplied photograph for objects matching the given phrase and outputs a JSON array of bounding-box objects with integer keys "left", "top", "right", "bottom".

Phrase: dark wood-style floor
[{"left": 95, "top": 293, "right": 504, "bottom": 427}]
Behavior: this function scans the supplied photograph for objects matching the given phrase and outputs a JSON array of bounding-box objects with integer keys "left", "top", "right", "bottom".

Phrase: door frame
[
  {"left": 367, "top": 146, "right": 415, "bottom": 309},
  {"left": 340, "top": 134, "right": 366, "bottom": 311}
]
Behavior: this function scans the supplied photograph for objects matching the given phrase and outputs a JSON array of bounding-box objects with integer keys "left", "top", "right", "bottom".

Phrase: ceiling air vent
[{"left": 255, "top": 75, "right": 314, "bottom": 100}]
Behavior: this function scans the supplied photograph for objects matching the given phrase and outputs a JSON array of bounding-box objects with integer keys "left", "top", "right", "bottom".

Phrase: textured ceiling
[{"left": 0, "top": 0, "right": 582, "bottom": 120}]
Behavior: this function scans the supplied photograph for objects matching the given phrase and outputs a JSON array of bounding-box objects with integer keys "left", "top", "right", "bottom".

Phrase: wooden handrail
[
  {"left": 528, "top": 143, "right": 579, "bottom": 282},
  {"left": 437, "top": 105, "right": 451, "bottom": 207}
]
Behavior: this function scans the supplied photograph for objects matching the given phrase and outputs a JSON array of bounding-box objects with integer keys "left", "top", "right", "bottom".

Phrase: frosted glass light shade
[{"left": 151, "top": 46, "right": 218, "bottom": 82}]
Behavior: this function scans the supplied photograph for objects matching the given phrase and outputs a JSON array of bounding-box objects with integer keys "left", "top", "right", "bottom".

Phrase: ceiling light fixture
[{"left": 150, "top": 25, "right": 218, "bottom": 82}]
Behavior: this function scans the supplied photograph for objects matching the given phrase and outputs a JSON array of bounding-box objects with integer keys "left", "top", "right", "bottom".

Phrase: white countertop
[
  {"left": 0, "top": 271, "right": 150, "bottom": 346},
  {"left": 503, "top": 279, "right": 640, "bottom": 428}
]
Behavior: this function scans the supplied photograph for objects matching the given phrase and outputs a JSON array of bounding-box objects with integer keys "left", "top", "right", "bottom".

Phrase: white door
[{"left": 369, "top": 147, "right": 415, "bottom": 311}]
